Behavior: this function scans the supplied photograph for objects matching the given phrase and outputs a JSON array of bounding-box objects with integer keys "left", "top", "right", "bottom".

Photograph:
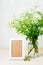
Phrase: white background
[{"left": 0, "top": 0, "right": 43, "bottom": 48}]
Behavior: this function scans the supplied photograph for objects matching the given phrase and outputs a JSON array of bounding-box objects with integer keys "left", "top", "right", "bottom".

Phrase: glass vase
[{"left": 28, "top": 41, "right": 39, "bottom": 58}]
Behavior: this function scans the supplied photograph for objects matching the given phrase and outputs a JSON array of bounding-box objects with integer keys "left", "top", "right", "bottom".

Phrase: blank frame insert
[
  {"left": 9, "top": 38, "right": 25, "bottom": 59},
  {"left": 11, "top": 40, "right": 22, "bottom": 57}
]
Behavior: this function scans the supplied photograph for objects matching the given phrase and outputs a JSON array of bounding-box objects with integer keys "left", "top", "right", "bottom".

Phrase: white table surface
[{"left": 0, "top": 48, "right": 43, "bottom": 65}]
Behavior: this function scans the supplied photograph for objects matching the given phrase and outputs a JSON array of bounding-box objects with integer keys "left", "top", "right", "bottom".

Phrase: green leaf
[
  {"left": 24, "top": 57, "right": 30, "bottom": 61},
  {"left": 40, "top": 30, "right": 43, "bottom": 35}
]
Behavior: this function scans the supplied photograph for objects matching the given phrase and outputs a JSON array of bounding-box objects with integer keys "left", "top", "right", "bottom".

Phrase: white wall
[{"left": 0, "top": 0, "right": 43, "bottom": 48}]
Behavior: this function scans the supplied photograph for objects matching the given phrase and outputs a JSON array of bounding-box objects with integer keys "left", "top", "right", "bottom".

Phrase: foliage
[
  {"left": 24, "top": 56, "right": 30, "bottom": 61},
  {"left": 8, "top": 8, "right": 43, "bottom": 60}
]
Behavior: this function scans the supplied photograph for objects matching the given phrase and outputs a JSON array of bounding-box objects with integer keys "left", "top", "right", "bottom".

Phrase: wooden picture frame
[{"left": 9, "top": 38, "right": 25, "bottom": 59}]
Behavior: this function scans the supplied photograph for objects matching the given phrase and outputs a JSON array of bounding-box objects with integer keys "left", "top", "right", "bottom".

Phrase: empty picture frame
[{"left": 9, "top": 38, "right": 25, "bottom": 59}]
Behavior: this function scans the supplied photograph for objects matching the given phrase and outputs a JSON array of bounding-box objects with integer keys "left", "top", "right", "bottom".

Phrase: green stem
[
  {"left": 28, "top": 47, "right": 33, "bottom": 54},
  {"left": 32, "top": 39, "right": 38, "bottom": 54}
]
